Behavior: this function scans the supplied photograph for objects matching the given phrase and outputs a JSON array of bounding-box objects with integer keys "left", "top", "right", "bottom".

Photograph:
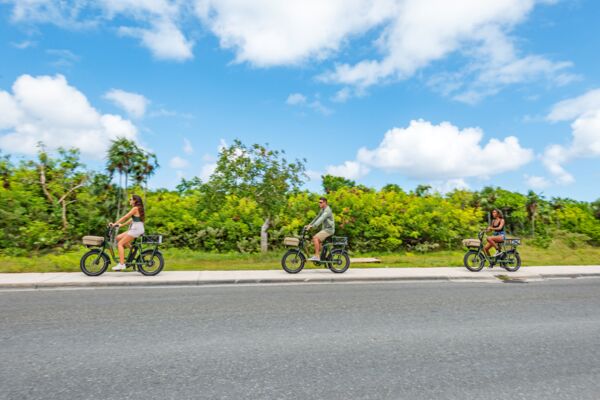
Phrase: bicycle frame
[
  {"left": 470, "top": 230, "right": 517, "bottom": 267},
  {"left": 90, "top": 226, "right": 160, "bottom": 270},
  {"left": 293, "top": 228, "right": 346, "bottom": 265}
]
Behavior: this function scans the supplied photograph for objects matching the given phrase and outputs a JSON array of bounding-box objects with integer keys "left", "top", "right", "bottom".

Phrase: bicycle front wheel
[
  {"left": 138, "top": 250, "right": 165, "bottom": 276},
  {"left": 281, "top": 249, "right": 305, "bottom": 274},
  {"left": 80, "top": 249, "right": 110, "bottom": 276},
  {"left": 463, "top": 250, "right": 484, "bottom": 272},
  {"left": 329, "top": 249, "right": 350, "bottom": 273}
]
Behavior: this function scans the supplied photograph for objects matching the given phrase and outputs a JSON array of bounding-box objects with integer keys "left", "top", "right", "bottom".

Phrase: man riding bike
[{"left": 306, "top": 197, "right": 335, "bottom": 261}]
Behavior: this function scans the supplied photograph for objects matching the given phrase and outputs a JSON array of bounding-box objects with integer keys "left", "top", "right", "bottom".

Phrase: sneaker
[
  {"left": 308, "top": 256, "right": 320, "bottom": 262},
  {"left": 112, "top": 263, "right": 127, "bottom": 271}
]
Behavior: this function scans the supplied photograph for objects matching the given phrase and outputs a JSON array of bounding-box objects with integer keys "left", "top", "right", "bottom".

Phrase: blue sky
[{"left": 0, "top": 0, "right": 599, "bottom": 201}]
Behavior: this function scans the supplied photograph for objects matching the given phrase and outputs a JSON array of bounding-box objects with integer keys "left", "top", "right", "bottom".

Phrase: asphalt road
[{"left": 2, "top": 279, "right": 600, "bottom": 400}]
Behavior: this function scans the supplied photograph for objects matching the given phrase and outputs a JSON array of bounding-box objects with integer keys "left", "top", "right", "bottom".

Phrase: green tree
[
  {"left": 592, "top": 198, "right": 600, "bottom": 220},
  {"left": 36, "top": 146, "right": 87, "bottom": 233},
  {"left": 381, "top": 183, "right": 405, "bottom": 193},
  {"left": 205, "top": 140, "right": 306, "bottom": 252},
  {"left": 176, "top": 177, "right": 204, "bottom": 195},
  {"left": 322, "top": 174, "right": 355, "bottom": 193},
  {"left": 414, "top": 184, "right": 432, "bottom": 198}
]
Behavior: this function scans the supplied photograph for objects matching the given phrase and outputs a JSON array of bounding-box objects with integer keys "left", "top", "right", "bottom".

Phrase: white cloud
[
  {"left": 331, "top": 87, "right": 352, "bottom": 103},
  {"left": 199, "top": 162, "right": 217, "bottom": 181},
  {"left": 6, "top": 0, "right": 97, "bottom": 28},
  {"left": 104, "top": 89, "right": 149, "bottom": 118},
  {"left": 169, "top": 156, "right": 189, "bottom": 169},
  {"left": 46, "top": 49, "right": 80, "bottom": 68},
  {"left": 195, "top": 0, "right": 393, "bottom": 67},
  {"left": 4, "top": 1, "right": 573, "bottom": 101},
  {"left": 196, "top": 139, "right": 229, "bottom": 181},
  {"left": 542, "top": 90, "right": 600, "bottom": 184},
  {"left": 286, "top": 93, "right": 307, "bottom": 106},
  {"left": 106, "top": 0, "right": 195, "bottom": 61},
  {"left": 305, "top": 170, "right": 323, "bottom": 182},
  {"left": 308, "top": 100, "right": 333, "bottom": 116},
  {"left": 325, "top": 161, "right": 370, "bottom": 180},
  {"left": 11, "top": 40, "right": 36, "bottom": 49},
  {"left": 352, "top": 119, "right": 532, "bottom": 180},
  {"left": 183, "top": 138, "right": 194, "bottom": 154},
  {"left": 0, "top": 91, "right": 22, "bottom": 129},
  {"left": 5, "top": 0, "right": 193, "bottom": 61},
  {"left": 428, "top": 26, "right": 578, "bottom": 104},
  {"left": 547, "top": 88, "right": 600, "bottom": 122},
  {"left": 321, "top": 0, "right": 573, "bottom": 101},
  {"left": 118, "top": 19, "right": 194, "bottom": 61},
  {"left": 525, "top": 175, "right": 550, "bottom": 189},
  {"left": 0, "top": 74, "right": 137, "bottom": 158},
  {"left": 286, "top": 93, "right": 333, "bottom": 115},
  {"left": 432, "top": 178, "right": 470, "bottom": 194}
]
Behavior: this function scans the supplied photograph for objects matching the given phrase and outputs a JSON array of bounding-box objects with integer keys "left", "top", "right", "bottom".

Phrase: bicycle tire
[
  {"left": 138, "top": 250, "right": 165, "bottom": 276},
  {"left": 80, "top": 249, "right": 110, "bottom": 276},
  {"left": 281, "top": 249, "right": 305, "bottom": 274},
  {"left": 329, "top": 249, "right": 350, "bottom": 273},
  {"left": 503, "top": 252, "right": 521, "bottom": 272},
  {"left": 463, "top": 250, "right": 484, "bottom": 272}
]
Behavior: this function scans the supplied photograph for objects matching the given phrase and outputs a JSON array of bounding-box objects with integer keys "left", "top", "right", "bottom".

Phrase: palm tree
[
  {"left": 133, "top": 150, "right": 159, "bottom": 202},
  {"left": 0, "top": 153, "right": 11, "bottom": 189},
  {"left": 106, "top": 138, "right": 141, "bottom": 217},
  {"left": 526, "top": 190, "right": 540, "bottom": 237}
]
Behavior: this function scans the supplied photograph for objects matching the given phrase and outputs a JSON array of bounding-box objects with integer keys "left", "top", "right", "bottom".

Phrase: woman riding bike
[
  {"left": 110, "top": 194, "right": 145, "bottom": 271},
  {"left": 484, "top": 209, "right": 505, "bottom": 258}
]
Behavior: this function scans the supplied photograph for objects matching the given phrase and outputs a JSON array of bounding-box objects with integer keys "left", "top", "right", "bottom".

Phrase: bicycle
[
  {"left": 281, "top": 227, "right": 350, "bottom": 274},
  {"left": 462, "top": 229, "right": 521, "bottom": 272},
  {"left": 80, "top": 224, "right": 165, "bottom": 276}
]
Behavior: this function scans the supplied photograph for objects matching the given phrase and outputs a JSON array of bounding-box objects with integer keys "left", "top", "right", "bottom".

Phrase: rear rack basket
[
  {"left": 141, "top": 235, "right": 163, "bottom": 244},
  {"left": 332, "top": 236, "right": 348, "bottom": 246}
]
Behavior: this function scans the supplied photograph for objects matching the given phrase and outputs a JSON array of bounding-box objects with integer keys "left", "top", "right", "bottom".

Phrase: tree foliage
[
  {"left": 1, "top": 144, "right": 599, "bottom": 254},
  {"left": 204, "top": 140, "right": 307, "bottom": 251}
]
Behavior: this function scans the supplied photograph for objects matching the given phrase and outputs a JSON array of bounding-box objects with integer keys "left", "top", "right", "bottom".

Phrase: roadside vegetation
[
  {"left": 2, "top": 236, "right": 599, "bottom": 273},
  {"left": 1, "top": 138, "right": 599, "bottom": 273}
]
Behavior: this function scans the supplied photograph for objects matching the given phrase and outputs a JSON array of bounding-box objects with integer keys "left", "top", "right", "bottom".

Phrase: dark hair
[
  {"left": 132, "top": 194, "right": 145, "bottom": 222},
  {"left": 492, "top": 208, "right": 503, "bottom": 219},
  {"left": 319, "top": 197, "right": 328, "bottom": 203}
]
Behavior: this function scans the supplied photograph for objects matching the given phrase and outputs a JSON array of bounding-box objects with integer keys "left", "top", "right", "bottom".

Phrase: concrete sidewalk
[{"left": 1, "top": 265, "right": 600, "bottom": 289}]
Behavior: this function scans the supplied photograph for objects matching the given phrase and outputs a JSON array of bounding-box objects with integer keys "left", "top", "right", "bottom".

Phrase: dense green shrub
[{"left": 1, "top": 149, "right": 599, "bottom": 253}]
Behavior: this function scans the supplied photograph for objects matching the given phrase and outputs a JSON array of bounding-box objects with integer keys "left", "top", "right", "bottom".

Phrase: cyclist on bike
[
  {"left": 484, "top": 209, "right": 505, "bottom": 257},
  {"left": 110, "top": 194, "right": 145, "bottom": 271},
  {"left": 306, "top": 197, "right": 335, "bottom": 261}
]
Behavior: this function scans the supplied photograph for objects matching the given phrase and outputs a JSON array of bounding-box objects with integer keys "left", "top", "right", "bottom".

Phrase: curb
[{"left": 2, "top": 273, "right": 591, "bottom": 290}]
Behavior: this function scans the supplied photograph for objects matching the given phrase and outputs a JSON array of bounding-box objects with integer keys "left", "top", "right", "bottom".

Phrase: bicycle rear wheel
[
  {"left": 329, "top": 249, "right": 350, "bottom": 273},
  {"left": 502, "top": 252, "right": 521, "bottom": 272},
  {"left": 138, "top": 250, "right": 165, "bottom": 276}
]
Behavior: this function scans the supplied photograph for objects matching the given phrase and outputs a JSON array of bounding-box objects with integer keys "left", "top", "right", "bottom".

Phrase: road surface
[{"left": 2, "top": 279, "right": 600, "bottom": 399}]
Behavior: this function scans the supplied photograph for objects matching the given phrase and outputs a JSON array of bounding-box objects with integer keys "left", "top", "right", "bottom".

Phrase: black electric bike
[
  {"left": 281, "top": 227, "right": 350, "bottom": 274},
  {"left": 80, "top": 225, "right": 164, "bottom": 276},
  {"left": 463, "top": 229, "right": 521, "bottom": 272}
]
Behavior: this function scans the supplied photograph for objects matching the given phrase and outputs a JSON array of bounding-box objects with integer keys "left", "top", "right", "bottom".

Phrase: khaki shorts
[{"left": 314, "top": 230, "right": 332, "bottom": 242}]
